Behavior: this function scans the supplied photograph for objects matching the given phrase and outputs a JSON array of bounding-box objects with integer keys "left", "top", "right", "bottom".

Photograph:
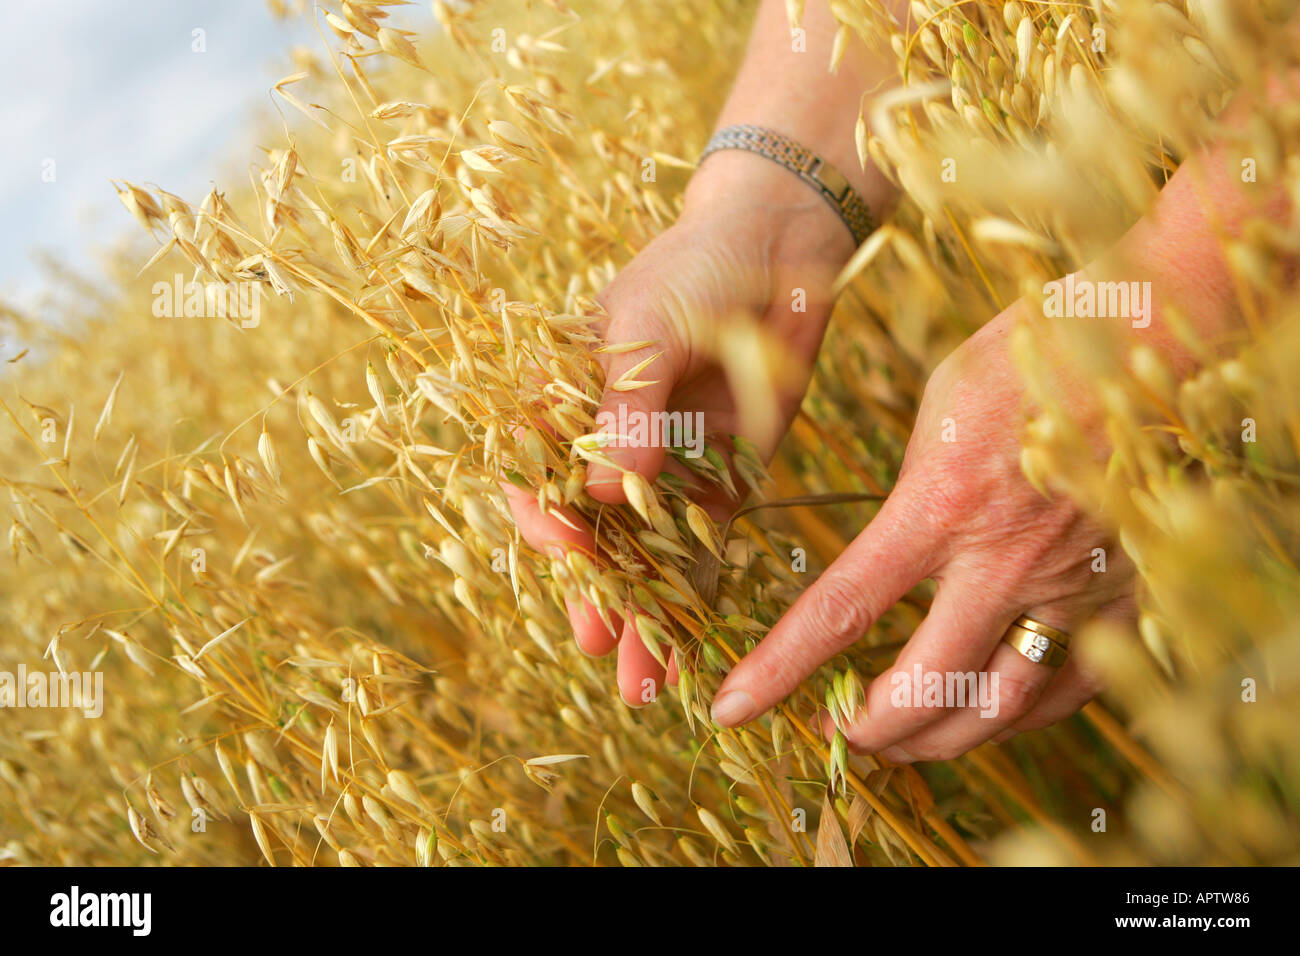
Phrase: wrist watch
[{"left": 699, "top": 123, "right": 876, "bottom": 246}]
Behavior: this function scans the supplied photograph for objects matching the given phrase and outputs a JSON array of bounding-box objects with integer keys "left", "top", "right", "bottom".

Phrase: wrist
[
  {"left": 683, "top": 148, "right": 860, "bottom": 267},
  {"left": 1086, "top": 198, "right": 1239, "bottom": 375}
]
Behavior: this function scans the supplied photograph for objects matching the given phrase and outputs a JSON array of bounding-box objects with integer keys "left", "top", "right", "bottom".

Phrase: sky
[{"left": 0, "top": 1, "right": 427, "bottom": 322}]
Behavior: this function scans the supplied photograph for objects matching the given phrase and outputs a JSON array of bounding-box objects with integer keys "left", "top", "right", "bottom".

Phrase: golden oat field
[{"left": 0, "top": 0, "right": 1297, "bottom": 866}]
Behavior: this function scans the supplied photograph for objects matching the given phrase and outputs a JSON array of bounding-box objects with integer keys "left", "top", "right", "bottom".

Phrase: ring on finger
[
  {"left": 1002, "top": 615, "right": 1070, "bottom": 667},
  {"left": 1013, "top": 614, "right": 1071, "bottom": 646}
]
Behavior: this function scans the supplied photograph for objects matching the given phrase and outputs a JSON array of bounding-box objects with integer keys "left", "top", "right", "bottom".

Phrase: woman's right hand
[{"left": 503, "top": 149, "right": 858, "bottom": 706}]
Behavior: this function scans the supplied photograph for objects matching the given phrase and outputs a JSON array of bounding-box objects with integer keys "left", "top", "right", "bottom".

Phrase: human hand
[
  {"left": 710, "top": 298, "right": 1138, "bottom": 760},
  {"left": 504, "top": 151, "right": 856, "bottom": 706}
]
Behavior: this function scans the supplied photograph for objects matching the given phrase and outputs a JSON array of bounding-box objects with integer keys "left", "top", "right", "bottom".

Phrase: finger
[
  {"left": 500, "top": 481, "right": 595, "bottom": 558},
  {"left": 564, "top": 595, "right": 621, "bottom": 657},
  {"left": 877, "top": 632, "right": 1063, "bottom": 763},
  {"left": 616, "top": 612, "right": 667, "bottom": 708},
  {"left": 585, "top": 322, "right": 683, "bottom": 505},
  {"left": 710, "top": 489, "right": 940, "bottom": 727},
  {"left": 989, "top": 658, "right": 1099, "bottom": 743},
  {"left": 826, "top": 574, "right": 1026, "bottom": 753},
  {"left": 501, "top": 482, "right": 619, "bottom": 654},
  {"left": 992, "top": 595, "right": 1132, "bottom": 741}
]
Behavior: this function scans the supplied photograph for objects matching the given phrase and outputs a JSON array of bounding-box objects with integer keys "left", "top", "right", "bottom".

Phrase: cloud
[{"left": 0, "top": 0, "right": 318, "bottom": 305}]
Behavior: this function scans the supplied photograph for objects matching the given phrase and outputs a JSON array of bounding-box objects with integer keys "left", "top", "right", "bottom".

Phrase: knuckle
[
  {"left": 908, "top": 474, "right": 980, "bottom": 540},
  {"left": 995, "top": 674, "right": 1042, "bottom": 717},
  {"left": 805, "top": 573, "right": 870, "bottom": 643}
]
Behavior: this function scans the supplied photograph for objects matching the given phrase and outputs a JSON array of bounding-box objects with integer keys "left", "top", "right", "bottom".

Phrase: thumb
[{"left": 585, "top": 316, "right": 683, "bottom": 504}]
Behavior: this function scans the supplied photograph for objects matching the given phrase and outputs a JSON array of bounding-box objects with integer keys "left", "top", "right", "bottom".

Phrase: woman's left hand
[{"left": 710, "top": 298, "right": 1138, "bottom": 761}]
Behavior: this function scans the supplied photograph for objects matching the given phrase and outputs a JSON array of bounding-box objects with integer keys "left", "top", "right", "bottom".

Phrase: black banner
[{"left": 0, "top": 865, "right": 1282, "bottom": 942}]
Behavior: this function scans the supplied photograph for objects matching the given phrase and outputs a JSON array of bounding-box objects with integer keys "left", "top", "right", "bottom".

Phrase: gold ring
[
  {"left": 1012, "top": 614, "right": 1071, "bottom": 647},
  {"left": 1003, "top": 622, "right": 1069, "bottom": 667}
]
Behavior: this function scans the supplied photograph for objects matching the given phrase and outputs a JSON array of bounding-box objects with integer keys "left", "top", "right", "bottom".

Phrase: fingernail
[
  {"left": 711, "top": 689, "right": 755, "bottom": 726},
  {"left": 881, "top": 746, "right": 917, "bottom": 765},
  {"left": 810, "top": 709, "right": 831, "bottom": 734}
]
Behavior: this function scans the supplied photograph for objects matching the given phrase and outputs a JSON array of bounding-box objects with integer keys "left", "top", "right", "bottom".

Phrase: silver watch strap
[{"left": 699, "top": 123, "right": 876, "bottom": 246}]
